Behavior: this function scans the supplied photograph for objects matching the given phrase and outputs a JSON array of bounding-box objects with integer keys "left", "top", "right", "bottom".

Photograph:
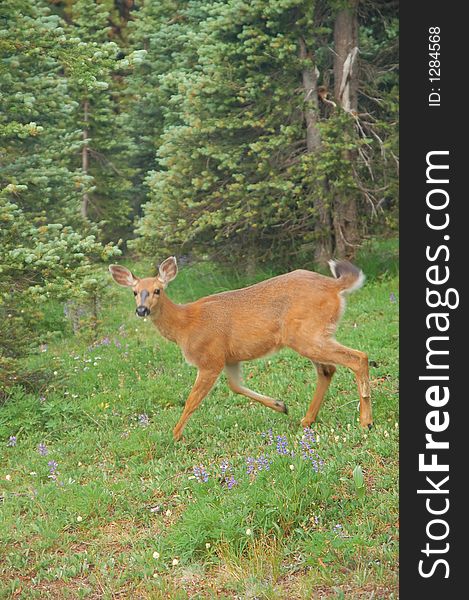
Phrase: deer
[{"left": 109, "top": 257, "right": 372, "bottom": 441}]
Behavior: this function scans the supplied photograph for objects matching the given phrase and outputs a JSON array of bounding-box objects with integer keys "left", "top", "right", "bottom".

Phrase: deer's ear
[
  {"left": 158, "top": 256, "right": 178, "bottom": 287},
  {"left": 109, "top": 265, "right": 139, "bottom": 287}
]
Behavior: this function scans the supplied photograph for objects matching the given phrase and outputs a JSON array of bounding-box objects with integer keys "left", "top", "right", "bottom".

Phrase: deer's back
[{"left": 181, "top": 270, "right": 342, "bottom": 364}]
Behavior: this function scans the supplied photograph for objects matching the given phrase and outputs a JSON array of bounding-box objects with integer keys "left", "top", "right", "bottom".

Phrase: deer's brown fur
[{"left": 109, "top": 257, "right": 372, "bottom": 440}]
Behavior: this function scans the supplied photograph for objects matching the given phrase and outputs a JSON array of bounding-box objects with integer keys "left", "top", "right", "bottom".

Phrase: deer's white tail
[{"left": 328, "top": 260, "right": 365, "bottom": 294}]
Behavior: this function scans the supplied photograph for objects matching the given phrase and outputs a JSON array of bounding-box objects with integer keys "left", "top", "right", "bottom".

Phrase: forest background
[{"left": 1, "top": 1, "right": 398, "bottom": 597}]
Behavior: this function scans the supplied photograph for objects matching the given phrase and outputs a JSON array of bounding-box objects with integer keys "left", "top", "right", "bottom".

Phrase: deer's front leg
[{"left": 173, "top": 368, "right": 222, "bottom": 441}]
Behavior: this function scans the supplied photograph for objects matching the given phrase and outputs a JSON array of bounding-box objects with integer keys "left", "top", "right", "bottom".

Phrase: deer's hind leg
[
  {"left": 301, "top": 363, "right": 336, "bottom": 428},
  {"left": 225, "top": 363, "right": 288, "bottom": 414},
  {"left": 290, "top": 336, "right": 372, "bottom": 428}
]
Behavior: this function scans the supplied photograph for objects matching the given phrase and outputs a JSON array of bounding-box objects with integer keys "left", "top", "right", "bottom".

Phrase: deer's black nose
[{"left": 136, "top": 306, "right": 150, "bottom": 317}]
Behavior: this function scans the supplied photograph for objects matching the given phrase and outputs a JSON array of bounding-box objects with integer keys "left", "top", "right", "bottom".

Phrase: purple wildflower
[
  {"left": 299, "top": 428, "right": 322, "bottom": 471},
  {"left": 246, "top": 454, "right": 271, "bottom": 478},
  {"left": 7, "top": 436, "right": 17, "bottom": 447},
  {"left": 38, "top": 442, "right": 48, "bottom": 456},
  {"left": 303, "top": 427, "right": 316, "bottom": 444},
  {"left": 193, "top": 465, "right": 209, "bottom": 483},
  {"left": 261, "top": 429, "right": 274, "bottom": 446},
  {"left": 219, "top": 460, "right": 229, "bottom": 477},
  {"left": 39, "top": 396, "right": 46, "bottom": 403},
  {"left": 219, "top": 460, "right": 238, "bottom": 488},
  {"left": 246, "top": 457, "right": 256, "bottom": 475},
  {"left": 310, "top": 458, "right": 323, "bottom": 472},
  {"left": 47, "top": 460, "right": 59, "bottom": 482},
  {"left": 256, "top": 454, "right": 271, "bottom": 472},
  {"left": 276, "top": 435, "right": 289, "bottom": 455},
  {"left": 226, "top": 475, "right": 238, "bottom": 489},
  {"left": 138, "top": 413, "right": 149, "bottom": 427},
  {"left": 390, "top": 292, "right": 397, "bottom": 303}
]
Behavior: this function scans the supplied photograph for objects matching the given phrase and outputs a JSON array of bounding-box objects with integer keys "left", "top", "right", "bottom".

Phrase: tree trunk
[
  {"left": 334, "top": 3, "right": 359, "bottom": 113},
  {"left": 299, "top": 37, "right": 332, "bottom": 266},
  {"left": 332, "top": 0, "right": 360, "bottom": 259},
  {"left": 81, "top": 98, "right": 90, "bottom": 220}
]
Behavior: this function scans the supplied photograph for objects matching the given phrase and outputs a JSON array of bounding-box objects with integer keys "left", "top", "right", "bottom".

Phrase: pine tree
[
  {"left": 134, "top": 0, "right": 318, "bottom": 265},
  {"left": 1, "top": 0, "right": 138, "bottom": 242},
  {"left": 131, "top": 0, "right": 398, "bottom": 267},
  {"left": 124, "top": 0, "right": 205, "bottom": 221},
  {"left": 63, "top": 0, "right": 135, "bottom": 242},
  {"left": 0, "top": 0, "right": 82, "bottom": 224}
]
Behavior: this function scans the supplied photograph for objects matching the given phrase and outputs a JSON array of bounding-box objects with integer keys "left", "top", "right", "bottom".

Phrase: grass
[{"left": 0, "top": 244, "right": 399, "bottom": 599}]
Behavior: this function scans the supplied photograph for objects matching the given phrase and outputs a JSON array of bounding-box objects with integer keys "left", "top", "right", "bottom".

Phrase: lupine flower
[
  {"left": 7, "top": 436, "right": 17, "bottom": 447},
  {"left": 246, "top": 456, "right": 256, "bottom": 475},
  {"left": 219, "top": 460, "right": 229, "bottom": 477},
  {"left": 37, "top": 442, "right": 48, "bottom": 456},
  {"left": 256, "top": 454, "right": 271, "bottom": 472},
  {"left": 261, "top": 428, "right": 274, "bottom": 445},
  {"left": 302, "top": 428, "right": 316, "bottom": 444},
  {"left": 218, "top": 460, "right": 237, "bottom": 488},
  {"left": 193, "top": 465, "right": 209, "bottom": 483},
  {"left": 138, "top": 413, "right": 149, "bottom": 427},
  {"left": 276, "top": 435, "right": 289, "bottom": 455},
  {"left": 226, "top": 475, "right": 238, "bottom": 489},
  {"left": 300, "top": 429, "right": 323, "bottom": 471},
  {"left": 48, "top": 460, "right": 59, "bottom": 482}
]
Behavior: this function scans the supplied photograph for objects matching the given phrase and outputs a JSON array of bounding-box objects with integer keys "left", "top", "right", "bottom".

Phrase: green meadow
[{"left": 1, "top": 243, "right": 398, "bottom": 599}]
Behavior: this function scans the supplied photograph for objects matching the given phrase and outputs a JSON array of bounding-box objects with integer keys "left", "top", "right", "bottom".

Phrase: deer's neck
[{"left": 151, "top": 293, "right": 187, "bottom": 344}]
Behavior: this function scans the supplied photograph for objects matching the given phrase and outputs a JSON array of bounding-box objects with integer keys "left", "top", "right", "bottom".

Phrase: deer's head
[{"left": 109, "top": 257, "right": 178, "bottom": 317}]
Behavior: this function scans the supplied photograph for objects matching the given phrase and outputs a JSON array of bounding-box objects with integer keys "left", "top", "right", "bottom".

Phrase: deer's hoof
[{"left": 275, "top": 400, "right": 288, "bottom": 414}]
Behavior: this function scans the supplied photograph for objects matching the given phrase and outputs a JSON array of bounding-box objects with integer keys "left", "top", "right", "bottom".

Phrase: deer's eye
[
  {"left": 133, "top": 291, "right": 137, "bottom": 297},
  {"left": 154, "top": 289, "right": 160, "bottom": 296}
]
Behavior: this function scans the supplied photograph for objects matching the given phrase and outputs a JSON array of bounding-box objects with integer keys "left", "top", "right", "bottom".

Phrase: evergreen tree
[
  {"left": 131, "top": 0, "right": 398, "bottom": 267},
  {"left": 1, "top": 0, "right": 398, "bottom": 269},
  {"left": 63, "top": 0, "right": 136, "bottom": 242},
  {"left": 0, "top": 0, "right": 138, "bottom": 242},
  {"left": 124, "top": 0, "right": 206, "bottom": 221},
  {"left": 0, "top": 0, "right": 82, "bottom": 224}
]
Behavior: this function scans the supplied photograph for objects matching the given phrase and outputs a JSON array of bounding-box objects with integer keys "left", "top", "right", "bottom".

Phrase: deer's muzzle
[{"left": 136, "top": 306, "right": 150, "bottom": 317}]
